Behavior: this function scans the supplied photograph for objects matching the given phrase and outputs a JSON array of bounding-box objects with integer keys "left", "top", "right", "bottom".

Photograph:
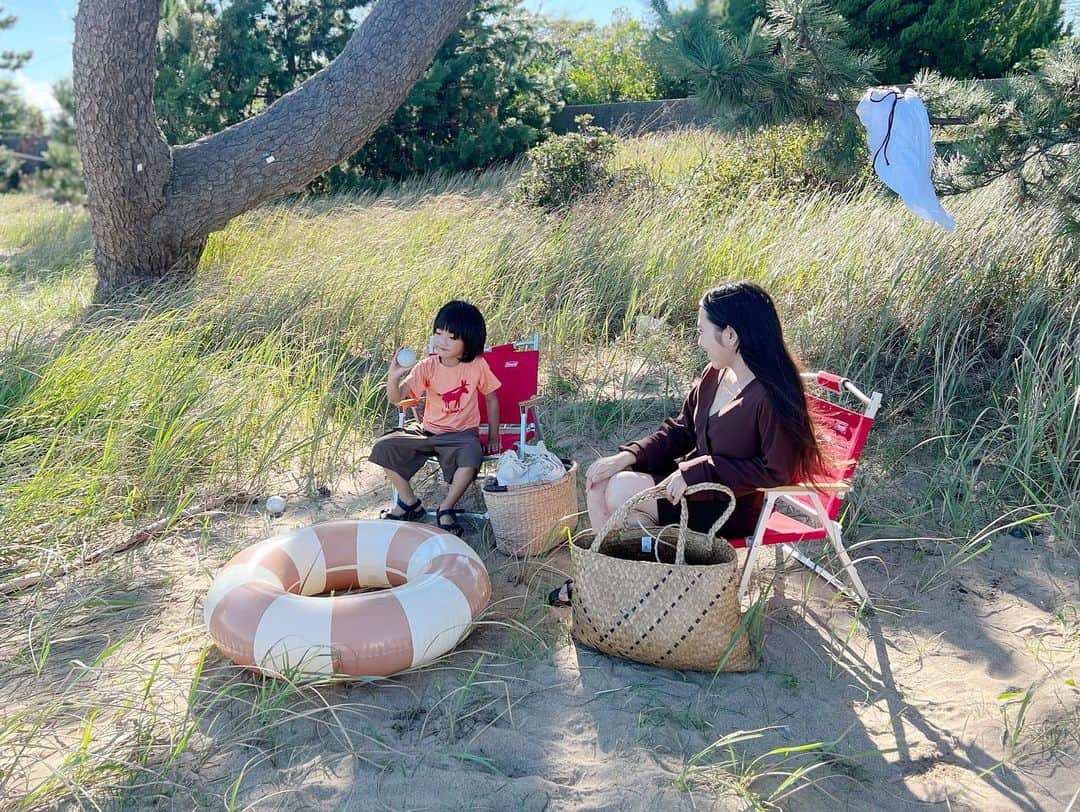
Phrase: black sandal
[
  {"left": 436, "top": 508, "right": 465, "bottom": 537},
  {"left": 380, "top": 495, "right": 424, "bottom": 521},
  {"left": 547, "top": 580, "right": 573, "bottom": 607}
]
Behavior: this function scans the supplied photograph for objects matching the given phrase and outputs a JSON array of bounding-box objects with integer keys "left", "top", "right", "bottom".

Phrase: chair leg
[
  {"left": 824, "top": 520, "right": 872, "bottom": 606},
  {"left": 737, "top": 493, "right": 778, "bottom": 603},
  {"left": 801, "top": 493, "right": 872, "bottom": 607},
  {"left": 738, "top": 539, "right": 765, "bottom": 602},
  {"left": 781, "top": 544, "right": 850, "bottom": 595}
]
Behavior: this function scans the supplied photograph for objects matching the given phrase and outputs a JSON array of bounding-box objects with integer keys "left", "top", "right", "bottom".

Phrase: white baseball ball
[
  {"left": 265, "top": 495, "right": 286, "bottom": 516},
  {"left": 397, "top": 347, "right": 417, "bottom": 367}
]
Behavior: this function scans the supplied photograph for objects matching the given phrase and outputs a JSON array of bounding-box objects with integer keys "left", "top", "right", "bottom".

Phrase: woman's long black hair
[{"left": 701, "top": 281, "right": 824, "bottom": 482}]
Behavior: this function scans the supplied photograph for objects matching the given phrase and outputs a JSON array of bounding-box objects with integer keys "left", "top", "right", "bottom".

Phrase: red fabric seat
[
  {"left": 736, "top": 371, "right": 883, "bottom": 606},
  {"left": 729, "top": 511, "right": 829, "bottom": 549}
]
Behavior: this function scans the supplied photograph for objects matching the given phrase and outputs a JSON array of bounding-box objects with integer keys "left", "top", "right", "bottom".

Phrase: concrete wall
[
  {"left": 551, "top": 82, "right": 1005, "bottom": 135},
  {"left": 550, "top": 99, "right": 715, "bottom": 136}
]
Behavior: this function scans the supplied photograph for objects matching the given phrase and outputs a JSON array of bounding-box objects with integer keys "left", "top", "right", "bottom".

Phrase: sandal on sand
[
  {"left": 547, "top": 580, "right": 573, "bottom": 607},
  {"left": 436, "top": 508, "right": 465, "bottom": 537},
  {"left": 380, "top": 496, "right": 424, "bottom": 521}
]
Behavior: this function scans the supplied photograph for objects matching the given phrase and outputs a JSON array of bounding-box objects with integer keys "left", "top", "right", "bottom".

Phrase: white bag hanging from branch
[{"left": 857, "top": 87, "right": 956, "bottom": 231}]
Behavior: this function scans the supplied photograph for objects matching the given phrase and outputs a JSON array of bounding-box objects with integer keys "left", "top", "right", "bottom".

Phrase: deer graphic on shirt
[{"left": 439, "top": 380, "right": 470, "bottom": 411}]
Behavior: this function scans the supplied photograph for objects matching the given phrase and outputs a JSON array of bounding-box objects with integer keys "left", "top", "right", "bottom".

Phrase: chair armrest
[
  {"left": 520, "top": 395, "right": 543, "bottom": 409},
  {"left": 758, "top": 482, "right": 851, "bottom": 493},
  {"left": 398, "top": 397, "right": 420, "bottom": 409}
]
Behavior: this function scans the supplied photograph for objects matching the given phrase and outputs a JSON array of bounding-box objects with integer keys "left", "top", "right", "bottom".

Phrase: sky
[{"left": 1, "top": 0, "right": 656, "bottom": 119}]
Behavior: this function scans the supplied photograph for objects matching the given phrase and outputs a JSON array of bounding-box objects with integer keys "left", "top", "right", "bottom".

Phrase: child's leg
[
  {"left": 370, "top": 431, "right": 431, "bottom": 517},
  {"left": 440, "top": 466, "right": 476, "bottom": 515},
  {"left": 383, "top": 468, "right": 419, "bottom": 515}
]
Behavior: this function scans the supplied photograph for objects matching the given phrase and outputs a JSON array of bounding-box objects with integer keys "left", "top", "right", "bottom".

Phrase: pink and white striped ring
[{"left": 204, "top": 520, "right": 491, "bottom": 677}]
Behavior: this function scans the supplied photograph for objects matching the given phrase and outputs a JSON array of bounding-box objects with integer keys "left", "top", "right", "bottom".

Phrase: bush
[
  {"left": 515, "top": 116, "right": 619, "bottom": 210},
  {"left": 685, "top": 122, "right": 868, "bottom": 206}
]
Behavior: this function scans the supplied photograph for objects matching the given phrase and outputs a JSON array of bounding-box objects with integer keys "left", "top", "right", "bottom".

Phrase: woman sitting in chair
[{"left": 550, "top": 280, "right": 825, "bottom": 605}]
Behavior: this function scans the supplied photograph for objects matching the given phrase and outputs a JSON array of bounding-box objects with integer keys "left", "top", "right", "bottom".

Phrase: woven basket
[
  {"left": 483, "top": 460, "right": 579, "bottom": 557},
  {"left": 570, "top": 482, "right": 757, "bottom": 672}
]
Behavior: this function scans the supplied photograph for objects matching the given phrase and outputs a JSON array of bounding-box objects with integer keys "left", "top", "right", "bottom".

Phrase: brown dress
[{"left": 619, "top": 366, "right": 800, "bottom": 538}]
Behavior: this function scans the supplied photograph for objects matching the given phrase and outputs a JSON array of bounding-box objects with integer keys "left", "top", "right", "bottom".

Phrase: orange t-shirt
[{"left": 404, "top": 355, "right": 501, "bottom": 434}]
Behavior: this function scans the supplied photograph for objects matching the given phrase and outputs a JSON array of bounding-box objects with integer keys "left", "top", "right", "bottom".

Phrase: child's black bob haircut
[{"left": 433, "top": 300, "right": 487, "bottom": 363}]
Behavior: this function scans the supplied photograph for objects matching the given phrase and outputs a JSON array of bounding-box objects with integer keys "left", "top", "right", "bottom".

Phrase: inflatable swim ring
[{"left": 204, "top": 519, "right": 490, "bottom": 677}]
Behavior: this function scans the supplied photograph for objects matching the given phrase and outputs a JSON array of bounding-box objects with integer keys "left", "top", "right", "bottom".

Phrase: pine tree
[
  {"left": 341, "top": 1, "right": 559, "bottom": 183},
  {"left": 39, "top": 79, "right": 85, "bottom": 204},
  {"left": 155, "top": 0, "right": 221, "bottom": 143},
  {"left": 835, "top": 0, "right": 1064, "bottom": 83},
  {"left": 1, "top": 4, "right": 31, "bottom": 71},
  {"left": 923, "top": 38, "right": 1080, "bottom": 234},
  {"left": 650, "top": 0, "right": 878, "bottom": 128}
]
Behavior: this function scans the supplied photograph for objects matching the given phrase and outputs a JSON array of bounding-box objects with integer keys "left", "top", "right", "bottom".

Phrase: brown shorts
[{"left": 369, "top": 425, "right": 483, "bottom": 483}]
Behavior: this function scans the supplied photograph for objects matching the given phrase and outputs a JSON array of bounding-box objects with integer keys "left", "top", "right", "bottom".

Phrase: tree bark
[{"left": 74, "top": 0, "right": 476, "bottom": 302}]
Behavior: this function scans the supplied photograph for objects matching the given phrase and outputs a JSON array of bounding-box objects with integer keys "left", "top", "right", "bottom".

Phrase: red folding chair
[
  {"left": 395, "top": 334, "right": 543, "bottom": 520},
  {"left": 734, "top": 371, "right": 883, "bottom": 606}
]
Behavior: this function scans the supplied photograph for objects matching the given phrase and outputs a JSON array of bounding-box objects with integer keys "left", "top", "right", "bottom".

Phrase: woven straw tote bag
[{"left": 570, "top": 482, "right": 757, "bottom": 672}]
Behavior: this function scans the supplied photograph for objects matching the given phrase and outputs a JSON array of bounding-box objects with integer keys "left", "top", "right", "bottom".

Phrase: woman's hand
[
  {"left": 659, "top": 470, "right": 688, "bottom": 504},
  {"left": 585, "top": 451, "right": 636, "bottom": 490}
]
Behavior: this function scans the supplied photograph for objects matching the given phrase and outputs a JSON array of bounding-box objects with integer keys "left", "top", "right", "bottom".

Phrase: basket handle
[{"left": 592, "top": 481, "right": 736, "bottom": 564}]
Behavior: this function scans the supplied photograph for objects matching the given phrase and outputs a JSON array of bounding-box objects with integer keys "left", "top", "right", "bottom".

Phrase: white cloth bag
[
  {"left": 496, "top": 441, "right": 566, "bottom": 486},
  {"left": 857, "top": 87, "right": 956, "bottom": 231}
]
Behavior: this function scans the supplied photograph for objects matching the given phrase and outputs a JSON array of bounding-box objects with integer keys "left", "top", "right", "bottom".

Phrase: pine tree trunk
[{"left": 73, "top": 0, "right": 475, "bottom": 302}]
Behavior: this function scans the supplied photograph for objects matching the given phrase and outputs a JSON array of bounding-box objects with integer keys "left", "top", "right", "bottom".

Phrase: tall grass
[{"left": 2, "top": 135, "right": 1075, "bottom": 578}]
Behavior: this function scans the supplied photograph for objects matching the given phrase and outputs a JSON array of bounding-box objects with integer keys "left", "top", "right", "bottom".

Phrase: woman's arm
[{"left": 619, "top": 378, "right": 702, "bottom": 473}]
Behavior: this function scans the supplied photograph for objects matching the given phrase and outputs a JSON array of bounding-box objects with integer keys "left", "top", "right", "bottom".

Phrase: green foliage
[
  {"left": 0, "top": 4, "right": 31, "bottom": 72},
  {"left": 836, "top": 0, "right": 1064, "bottom": 83},
  {"left": 553, "top": 11, "right": 664, "bottom": 104},
  {"left": 0, "top": 76, "right": 44, "bottom": 135},
  {"left": 153, "top": 0, "right": 556, "bottom": 183},
  {"left": 514, "top": 115, "right": 619, "bottom": 210},
  {"left": 155, "top": 0, "right": 221, "bottom": 143},
  {"left": 329, "top": 2, "right": 559, "bottom": 186},
  {"left": 650, "top": 0, "right": 878, "bottom": 129},
  {"left": 215, "top": 0, "right": 367, "bottom": 116},
  {"left": 922, "top": 38, "right": 1080, "bottom": 233},
  {"left": 0, "top": 144, "right": 19, "bottom": 191},
  {"left": 685, "top": 121, "right": 868, "bottom": 205},
  {"left": 664, "top": 0, "right": 766, "bottom": 38},
  {"left": 155, "top": 0, "right": 369, "bottom": 143},
  {"left": 38, "top": 79, "right": 85, "bottom": 205}
]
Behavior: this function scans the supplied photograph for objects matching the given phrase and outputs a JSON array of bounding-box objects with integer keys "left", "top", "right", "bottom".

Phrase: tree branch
[{"left": 166, "top": 0, "right": 476, "bottom": 241}]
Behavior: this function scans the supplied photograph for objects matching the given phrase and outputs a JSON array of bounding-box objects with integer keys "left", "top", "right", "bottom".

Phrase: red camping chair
[
  {"left": 733, "top": 371, "right": 883, "bottom": 607},
  {"left": 395, "top": 334, "right": 543, "bottom": 520}
]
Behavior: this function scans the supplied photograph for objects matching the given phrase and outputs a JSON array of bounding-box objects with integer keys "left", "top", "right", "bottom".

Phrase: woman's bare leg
[
  {"left": 590, "top": 471, "right": 656, "bottom": 530},
  {"left": 554, "top": 471, "right": 658, "bottom": 606}
]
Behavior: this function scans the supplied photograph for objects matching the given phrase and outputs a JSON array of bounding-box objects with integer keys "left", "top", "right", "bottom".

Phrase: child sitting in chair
[{"left": 371, "top": 300, "right": 501, "bottom": 536}]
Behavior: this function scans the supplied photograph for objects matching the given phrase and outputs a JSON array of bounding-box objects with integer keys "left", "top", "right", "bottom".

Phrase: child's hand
[
  {"left": 387, "top": 348, "right": 408, "bottom": 378},
  {"left": 485, "top": 438, "right": 502, "bottom": 455}
]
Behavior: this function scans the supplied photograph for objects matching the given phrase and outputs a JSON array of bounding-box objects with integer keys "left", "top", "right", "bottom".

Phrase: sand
[{"left": 1, "top": 465, "right": 1077, "bottom": 810}]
